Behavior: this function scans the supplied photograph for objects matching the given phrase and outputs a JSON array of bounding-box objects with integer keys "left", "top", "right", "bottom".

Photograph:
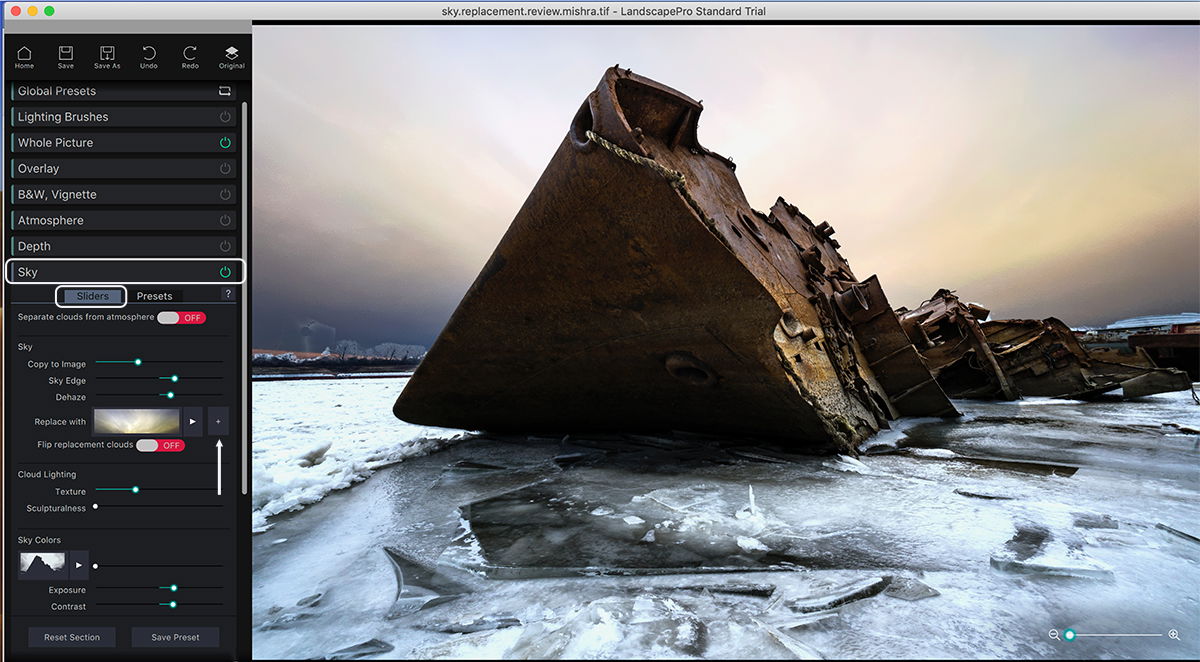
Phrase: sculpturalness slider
[{"left": 395, "top": 67, "right": 957, "bottom": 455}]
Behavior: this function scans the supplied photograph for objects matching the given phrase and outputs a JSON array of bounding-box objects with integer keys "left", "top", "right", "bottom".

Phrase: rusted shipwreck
[
  {"left": 898, "top": 290, "right": 1018, "bottom": 400},
  {"left": 394, "top": 67, "right": 957, "bottom": 455},
  {"left": 901, "top": 290, "right": 1192, "bottom": 400}
]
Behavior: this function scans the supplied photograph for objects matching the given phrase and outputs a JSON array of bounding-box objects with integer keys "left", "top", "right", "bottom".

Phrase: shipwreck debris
[
  {"left": 394, "top": 66, "right": 956, "bottom": 455},
  {"left": 982, "top": 317, "right": 1191, "bottom": 399},
  {"left": 901, "top": 289, "right": 1191, "bottom": 400},
  {"left": 898, "top": 289, "right": 1018, "bottom": 400}
]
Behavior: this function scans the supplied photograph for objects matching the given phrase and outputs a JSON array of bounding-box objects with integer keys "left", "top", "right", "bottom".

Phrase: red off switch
[
  {"left": 157, "top": 311, "right": 206, "bottom": 325},
  {"left": 136, "top": 439, "right": 186, "bottom": 453}
]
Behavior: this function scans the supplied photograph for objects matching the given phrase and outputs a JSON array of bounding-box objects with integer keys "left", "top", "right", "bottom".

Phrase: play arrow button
[
  {"left": 75, "top": 562, "right": 82, "bottom": 569},
  {"left": 182, "top": 407, "right": 203, "bottom": 437}
]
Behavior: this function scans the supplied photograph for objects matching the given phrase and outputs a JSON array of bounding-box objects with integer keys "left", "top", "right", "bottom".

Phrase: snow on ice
[{"left": 253, "top": 378, "right": 1200, "bottom": 659}]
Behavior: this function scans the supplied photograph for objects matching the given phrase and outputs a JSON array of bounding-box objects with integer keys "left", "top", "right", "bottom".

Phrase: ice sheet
[
  {"left": 253, "top": 383, "right": 1200, "bottom": 659},
  {"left": 251, "top": 377, "right": 471, "bottom": 531}
]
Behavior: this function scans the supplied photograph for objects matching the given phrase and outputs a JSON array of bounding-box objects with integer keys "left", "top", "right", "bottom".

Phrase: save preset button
[{"left": 131, "top": 626, "right": 219, "bottom": 648}]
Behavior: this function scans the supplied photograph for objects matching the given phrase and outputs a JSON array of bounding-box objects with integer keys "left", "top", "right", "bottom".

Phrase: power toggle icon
[
  {"left": 218, "top": 136, "right": 232, "bottom": 149},
  {"left": 218, "top": 266, "right": 232, "bottom": 279}
]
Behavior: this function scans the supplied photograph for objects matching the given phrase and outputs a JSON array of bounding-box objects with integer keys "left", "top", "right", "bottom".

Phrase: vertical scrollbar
[{"left": 241, "top": 100, "right": 249, "bottom": 496}]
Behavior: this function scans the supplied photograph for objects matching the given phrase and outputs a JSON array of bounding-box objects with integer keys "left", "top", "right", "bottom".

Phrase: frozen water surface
[{"left": 253, "top": 378, "right": 1200, "bottom": 659}]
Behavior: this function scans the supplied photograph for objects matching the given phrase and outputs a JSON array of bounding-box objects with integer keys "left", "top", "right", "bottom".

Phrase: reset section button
[
  {"left": 28, "top": 626, "right": 116, "bottom": 648},
  {"left": 131, "top": 626, "right": 219, "bottom": 648}
]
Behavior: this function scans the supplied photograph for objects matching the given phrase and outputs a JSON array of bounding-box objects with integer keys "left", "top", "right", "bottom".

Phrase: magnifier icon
[
  {"left": 1168, "top": 629, "right": 1180, "bottom": 641},
  {"left": 1049, "top": 629, "right": 1061, "bottom": 641}
]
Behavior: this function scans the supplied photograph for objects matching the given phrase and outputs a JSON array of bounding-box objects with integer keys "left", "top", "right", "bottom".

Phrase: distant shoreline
[
  {"left": 251, "top": 368, "right": 415, "bottom": 380},
  {"left": 251, "top": 348, "right": 420, "bottom": 378}
]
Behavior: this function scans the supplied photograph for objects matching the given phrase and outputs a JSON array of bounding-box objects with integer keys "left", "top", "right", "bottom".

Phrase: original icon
[
  {"left": 58, "top": 46, "right": 73, "bottom": 61},
  {"left": 182, "top": 45, "right": 197, "bottom": 61},
  {"left": 99, "top": 45, "right": 115, "bottom": 61},
  {"left": 142, "top": 45, "right": 156, "bottom": 61},
  {"left": 224, "top": 46, "right": 239, "bottom": 61}
]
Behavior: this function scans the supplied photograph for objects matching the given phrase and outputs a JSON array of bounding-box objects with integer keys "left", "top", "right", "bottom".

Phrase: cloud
[{"left": 252, "top": 25, "right": 1199, "bottom": 347}]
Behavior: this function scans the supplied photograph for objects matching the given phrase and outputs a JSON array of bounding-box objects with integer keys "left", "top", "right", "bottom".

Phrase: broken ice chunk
[
  {"left": 907, "top": 448, "right": 956, "bottom": 459},
  {"left": 883, "top": 576, "right": 940, "bottom": 601},
  {"left": 735, "top": 485, "right": 761, "bottom": 521},
  {"left": 447, "top": 460, "right": 508, "bottom": 471},
  {"left": 750, "top": 617, "right": 824, "bottom": 659},
  {"left": 857, "top": 434, "right": 901, "bottom": 455},
  {"left": 823, "top": 455, "right": 874, "bottom": 473},
  {"left": 785, "top": 576, "right": 891, "bottom": 613},
  {"left": 659, "top": 583, "right": 776, "bottom": 598},
  {"left": 295, "top": 592, "right": 324, "bottom": 608},
  {"left": 1073, "top": 513, "right": 1119, "bottom": 529},
  {"left": 737, "top": 536, "right": 770, "bottom": 553},
  {"left": 430, "top": 614, "right": 523, "bottom": 634},
  {"left": 989, "top": 524, "right": 1113, "bottom": 580},
  {"left": 324, "top": 638, "right": 395, "bottom": 660},
  {"left": 297, "top": 442, "right": 331, "bottom": 467},
  {"left": 954, "top": 488, "right": 1015, "bottom": 501},
  {"left": 623, "top": 515, "right": 646, "bottom": 525},
  {"left": 768, "top": 609, "right": 839, "bottom": 630},
  {"left": 382, "top": 546, "right": 476, "bottom": 619},
  {"left": 1155, "top": 522, "right": 1200, "bottom": 544},
  {"left": 502, "top": 596, "right": 710, "bottom": 658}
]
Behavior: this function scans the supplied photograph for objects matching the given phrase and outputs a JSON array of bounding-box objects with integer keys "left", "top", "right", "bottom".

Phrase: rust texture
[
  {"left": 1128, "top": 324, "right": 1200, "bottom": 381},
  {"left": 900, "top": 289, "right": 1192, "bottom": 400},
  {"left": 394, "top": 67, "right": 957, "bottom": 455},
  {"left": 898, "top": 290, "right": 1018, "bottom": 400},
  {"left": 982, "top": 318, "right": 1192, "bottom": 399}
]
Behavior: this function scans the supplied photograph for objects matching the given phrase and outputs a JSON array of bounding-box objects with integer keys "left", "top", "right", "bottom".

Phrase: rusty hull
[
  {"left": 898, "top": 290, "right": 1018, "bottom": 400},
  {"left": 982, "top": 318, "right": 1191, "bottom": 399},
  {"left": 394, "top": 67, "right": 956, "bottom": 455},
  {"left": 1128, "top": 326, "right": 1200, "bottom": 382}
]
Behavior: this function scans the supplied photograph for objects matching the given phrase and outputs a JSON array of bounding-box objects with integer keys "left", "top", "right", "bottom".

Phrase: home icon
[{"left": 17, "top": 46, "right": 32, "bottom": 61}]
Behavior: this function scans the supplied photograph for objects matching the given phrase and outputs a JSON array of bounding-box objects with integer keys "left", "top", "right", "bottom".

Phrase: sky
[{"left": 252, "top": 25, "right": 1200, "bottom": 349}]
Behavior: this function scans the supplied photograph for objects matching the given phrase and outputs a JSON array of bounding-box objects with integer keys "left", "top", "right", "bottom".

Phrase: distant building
[
  {"left": 1077, "top": 313, "right": 1200, "bottom": 343},
  {"left": 1075, "top": 313, "right": 1200, "bottom": 381}
]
